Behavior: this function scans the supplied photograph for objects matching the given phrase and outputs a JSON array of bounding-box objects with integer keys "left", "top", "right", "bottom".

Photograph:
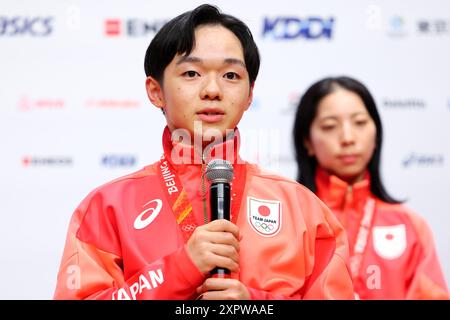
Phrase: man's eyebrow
[
  {"left": 224, "top": 58, "right": 246, "bottom": 68},
  {"left": 176, "top": 56, "right": 246, "bottom": 67},
  {"left": 176, "top": 56, "right": 202, "bottom": 65}
]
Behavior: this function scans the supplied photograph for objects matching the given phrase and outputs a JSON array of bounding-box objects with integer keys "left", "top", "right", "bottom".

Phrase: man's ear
[
  {"left": 244, "top": 83, "right": 254, "bottom": 111},
  {"left": 145, "top": 76, "right": 165, "bottom": 109},
  {"left": 304, "top": 138, "right": 315, "bottom": 156}
]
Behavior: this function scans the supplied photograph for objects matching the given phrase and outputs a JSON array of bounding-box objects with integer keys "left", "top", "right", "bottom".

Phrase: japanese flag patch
[
  {"left": 247, "top": 196, "right": 282, "bottom": 237},
  {"left": 372, "top": 224, "right": 407, "bottom": 260}
]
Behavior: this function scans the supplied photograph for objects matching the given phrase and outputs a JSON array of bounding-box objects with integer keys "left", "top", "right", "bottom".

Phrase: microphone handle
[{"left": 210, "top": 182, "right": 231, "bottom": 277}]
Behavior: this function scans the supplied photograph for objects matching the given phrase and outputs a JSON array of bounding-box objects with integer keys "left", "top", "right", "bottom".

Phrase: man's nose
[{"left": 200, "top": 75, "right": 222, "bottom": 100}]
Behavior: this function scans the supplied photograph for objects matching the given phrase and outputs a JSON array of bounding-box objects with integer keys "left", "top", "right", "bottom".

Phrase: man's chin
[{"left": 194, "top": 122, "right": 233, "bottom": 138}]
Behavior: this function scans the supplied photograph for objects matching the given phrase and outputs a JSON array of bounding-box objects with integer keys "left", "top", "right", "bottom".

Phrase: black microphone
[{"left": 205, "top": 159, "right": 234, "bottom": 277}]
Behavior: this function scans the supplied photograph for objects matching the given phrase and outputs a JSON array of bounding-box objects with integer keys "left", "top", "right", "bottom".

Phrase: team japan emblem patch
[{"left": 247, "top": 196, "right": 282, "bottom": 237}]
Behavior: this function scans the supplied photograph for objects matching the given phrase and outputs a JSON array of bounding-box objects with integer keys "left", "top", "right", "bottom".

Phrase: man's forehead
[{"left": 175, "top": 55, "right": 245, "bottom": 68}]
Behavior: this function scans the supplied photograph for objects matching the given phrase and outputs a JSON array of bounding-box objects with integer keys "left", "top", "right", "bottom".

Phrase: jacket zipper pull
[{"left": 344, "top": 185, "right": 353, "bottom": 209}]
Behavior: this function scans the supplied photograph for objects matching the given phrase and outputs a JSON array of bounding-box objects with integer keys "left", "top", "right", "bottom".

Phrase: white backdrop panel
[{"left": 0, "top": 0, "right": 448, "bottom": 298}]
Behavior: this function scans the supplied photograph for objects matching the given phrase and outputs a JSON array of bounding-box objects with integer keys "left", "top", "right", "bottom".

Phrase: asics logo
[{"left": 134, "top": 199, "right": 163, "bottom": 230}]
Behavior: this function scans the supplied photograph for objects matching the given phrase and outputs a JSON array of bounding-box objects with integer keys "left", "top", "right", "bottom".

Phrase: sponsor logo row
[
  {"left": 15, "top": 95, "right": 450, "bottom": 112},
  {"left": 17, "top": 96, "right": 142, "bottom": 111},
  {"left": 1, "top": 16, "right": 335, "bottom": 39},
  {"left": 22, "top": 155, "right": 137, "bottom": 168},
  {"left": 286, "top": 94, "right": 449, "bottom": 113},
  {"left": 20, "top": 153, "right": 445, "bottom": 168},
  {"left": 2, "top": 15, "right": 449, "bottom": 39}
]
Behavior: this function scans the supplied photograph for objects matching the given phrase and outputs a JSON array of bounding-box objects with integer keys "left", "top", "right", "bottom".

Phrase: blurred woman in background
[{"left": 293, "top": 76, "right": 449, "bottom": 299}]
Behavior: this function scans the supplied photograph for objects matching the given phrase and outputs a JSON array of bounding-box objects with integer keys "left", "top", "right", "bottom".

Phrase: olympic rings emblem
[
  {"left": 255, "top": 221, "right": 274, "bottom": 231},
  {"left": 182, "top": 224, "right": 196, "bottom": 232}
]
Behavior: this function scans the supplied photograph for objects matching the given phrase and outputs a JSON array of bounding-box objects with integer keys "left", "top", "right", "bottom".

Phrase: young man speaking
[{"left": 54, "top": 4, "right": 354, "bottom": 300}]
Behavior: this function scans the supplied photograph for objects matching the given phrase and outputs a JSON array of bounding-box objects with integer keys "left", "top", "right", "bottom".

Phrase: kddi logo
[{"left": 262, "top": 16, "right": 335, "bottom": 39}]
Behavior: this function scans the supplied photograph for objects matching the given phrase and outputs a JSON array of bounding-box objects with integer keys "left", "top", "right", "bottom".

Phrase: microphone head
[{"left": 205, "top": 159, "right": 234, "bottom": 183}]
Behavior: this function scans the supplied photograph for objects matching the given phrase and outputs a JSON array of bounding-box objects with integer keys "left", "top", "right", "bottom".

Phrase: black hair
[
  {"left": 144, "top": 4, "right": 260, "bottom": 85},
  {"left": 293, "top": 76, "right": 401, "bottom": 203}
]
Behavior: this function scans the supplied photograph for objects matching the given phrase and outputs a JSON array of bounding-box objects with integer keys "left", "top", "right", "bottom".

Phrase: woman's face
[{"left": 305, "top": 88, "right": 377, "bottom": 184}]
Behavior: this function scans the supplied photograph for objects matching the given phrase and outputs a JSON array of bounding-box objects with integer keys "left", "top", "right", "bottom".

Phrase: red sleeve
[
  {"left": 405, "top": 212, "right": 449, "bottom": 299},
  {"left": 301, "top": 195, "right": 355, "bottom": 300},
  {"left": 54, "top": 194, "right": 205, "bottom": 300},
  {"left": 247, "top": 287, "right": 300, "bottom": 300},
  {"left": 247, "top": 187, "right": 354, "bottom": 300},
  {"left": 247, "top": 225, "right": 353, "bottom": 300}
]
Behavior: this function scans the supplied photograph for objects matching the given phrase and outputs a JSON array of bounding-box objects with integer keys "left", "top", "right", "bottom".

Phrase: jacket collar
[
  {"left": 162, "top": 126, "right": 243, "bottom": 169},
  {"left": 315, "top": 167, "right": 371, "bottom": 209}
]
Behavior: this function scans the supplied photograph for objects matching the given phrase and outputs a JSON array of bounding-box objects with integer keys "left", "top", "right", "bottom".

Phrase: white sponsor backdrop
[{"left": 0, "top": 0, "right": 448, "bottom": 299}]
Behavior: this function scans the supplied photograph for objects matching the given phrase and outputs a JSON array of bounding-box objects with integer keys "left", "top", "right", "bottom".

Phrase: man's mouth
[{"left": 196, "top": 109, "right": 225, "bottom": 123}]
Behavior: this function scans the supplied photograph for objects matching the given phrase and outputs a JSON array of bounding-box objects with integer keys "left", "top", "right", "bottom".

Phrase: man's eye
[
  {"left": 183, "top": 71, "right": 199, "bottom": 78},
  {"left": 224, "top": 72, "right": 239, "bottom": 80}
]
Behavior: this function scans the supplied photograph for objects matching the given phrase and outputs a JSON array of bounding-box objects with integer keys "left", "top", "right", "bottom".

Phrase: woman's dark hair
[
  {"left": 144, "top": 4, "right": 260, "bottom": 85},
  {"left": 293, "top": 76, "right": 401, "bottom": 203}
]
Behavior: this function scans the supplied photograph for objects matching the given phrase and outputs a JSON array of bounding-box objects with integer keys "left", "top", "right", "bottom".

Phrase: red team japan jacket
[
  {"left": 54, "top": 127, "right": 354, "bottom": 300},
  {"left": 315, "top": 168, "right": 449, "bottom": 299}
]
